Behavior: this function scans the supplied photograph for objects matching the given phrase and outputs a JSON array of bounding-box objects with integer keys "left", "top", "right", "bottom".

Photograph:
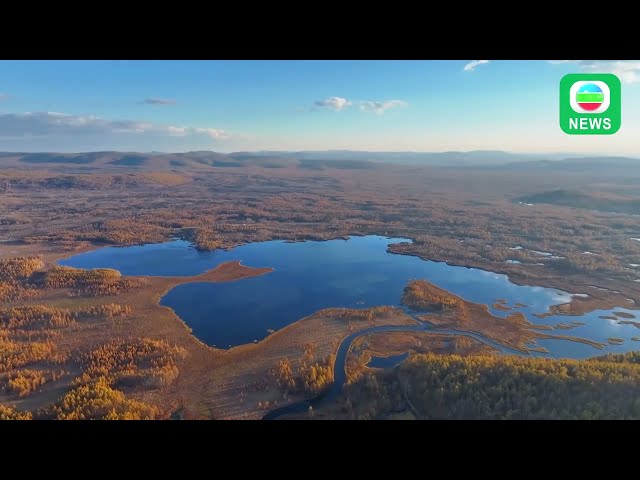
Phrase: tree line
[
  {"left": 74, "top": 338, "right": 186, "bottom": 390},
  {"left": 273, "top": 343, "right": 336, "bottom": 396},
  {"left": 0, "top": 256, "right": 44, "bottom": 281},
  {"left": 402, "top": 280, "right": 463, "bottom": 312},
  {"left": 338, "top": 352, "right": 640, "bottom": 420},
  {"left": 0, "top": 257, "right": 45, "bottom": 304},
  {"left": 42, "top": 266, "right": 147, "bottom": 296},
  {"left": 50, "top": 376, "right": 160, "bottom": 420}
]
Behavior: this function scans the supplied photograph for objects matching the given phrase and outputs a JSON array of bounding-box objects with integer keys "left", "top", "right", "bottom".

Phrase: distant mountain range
[
  {"left": 0, "top": 150, "right": 638, "bottom": 172},
  {"left": 232, "top": 150, "right": 605, "bottom": 166},
  {"left": 239, "top": 150, "right": 534, "bottom": 165}
]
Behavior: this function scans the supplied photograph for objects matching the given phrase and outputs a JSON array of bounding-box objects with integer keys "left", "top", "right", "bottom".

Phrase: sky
[{"left": 0, "top": 60, "right": 639, "bottom": 155}]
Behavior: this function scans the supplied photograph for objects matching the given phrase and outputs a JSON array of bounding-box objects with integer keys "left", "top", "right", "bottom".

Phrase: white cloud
[
  {"left": 314, "top": 96, "right": 352, "bottom": 111},
  {"left": 549, "top": 60, "right": 640, "bottom": 84},
  {"left": 311, "top": 97, "right": 407, "bottom": 114},
  {"left": 463, "top": 60, "right": 490, "bottom": 72},
  {"left": 141, "top": 97, "right": 176, "bottom": 105},
  {"left": 169, "top": 126, "right": 229, "bottom": 139},
  {"left": 358, "top": 100, "right": 407, "bottom": 115},
  {"left": 167, "top": 126, "right": 186, "bottom": 136},
  {"left": 0, "top": 111, "right": 231, "bottom": 140},
  {"left": 193, "top": 128, "right": 229, "bottom": 139}
]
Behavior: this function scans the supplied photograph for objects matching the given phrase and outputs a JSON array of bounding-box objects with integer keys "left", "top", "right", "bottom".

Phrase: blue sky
[{"left": 0, "top": 60, "right": 638, "bottom": 154}]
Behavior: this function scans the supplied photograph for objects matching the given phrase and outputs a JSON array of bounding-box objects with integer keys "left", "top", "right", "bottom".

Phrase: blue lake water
[
  {"left": 59, "top": 236, "right": 639, "bottom": 358},
  {"left": 367, "top": 352, "right": 410, "bottom": 369}
]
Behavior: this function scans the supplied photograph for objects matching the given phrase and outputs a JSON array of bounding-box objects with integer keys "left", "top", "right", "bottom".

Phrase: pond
[
  {"left": 367, "top": 352, "right": 410, "bottom": 369},
  {"left": 59, "top": 235, "right": 639, "bottom": 358}
]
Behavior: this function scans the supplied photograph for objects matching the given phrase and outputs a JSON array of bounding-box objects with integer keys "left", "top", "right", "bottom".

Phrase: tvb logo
[{"left": 560, "top": 73, "right": 621, "bottom": 135}]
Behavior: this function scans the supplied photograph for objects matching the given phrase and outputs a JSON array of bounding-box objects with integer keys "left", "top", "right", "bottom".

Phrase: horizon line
[{"left": 0, "top": 149, "right": 638, "bottom": 158}]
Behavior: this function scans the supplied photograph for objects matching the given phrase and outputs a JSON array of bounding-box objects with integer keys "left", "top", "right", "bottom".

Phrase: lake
[{"left": 59, "top": 235, "right": 639, "bottom": 358}]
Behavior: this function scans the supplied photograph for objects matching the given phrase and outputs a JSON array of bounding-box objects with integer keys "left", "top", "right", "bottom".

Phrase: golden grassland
[
  {"left": 355, "top": 331, "right": 498, "bottom": 360},
  {"left": 535, "top": 293, "right": 638, "bottom": 319},
  {"left": 402, "top": 279, "right": 603, "bottom": 352},
  {"left": 534, "top": 332, "right": 604, "bottom": 349}
]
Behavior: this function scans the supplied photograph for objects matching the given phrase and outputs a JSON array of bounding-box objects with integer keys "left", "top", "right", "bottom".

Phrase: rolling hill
[{"left": 516, "top": 189, "right": 640, "bottom": 214}]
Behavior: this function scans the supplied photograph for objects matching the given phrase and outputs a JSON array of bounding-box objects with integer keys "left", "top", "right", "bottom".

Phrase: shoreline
[
  {"left": 10, "top": 235, "right": 639, "bottom": 351},
  {"left": 7, "top": 235, "right": 639, "bottom": 352},
  {"left": 47, "top": 234, "right": 640, "bottom": 314}
]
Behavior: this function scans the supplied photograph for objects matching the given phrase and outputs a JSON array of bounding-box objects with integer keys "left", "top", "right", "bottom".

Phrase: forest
[
  {"left": 402, "top": 280, "right": 462, "bottom": 312},
  {"left": 50, "top": 377, "right": 160, "bottom": 420},
  {"left": 335, "top": 352, "right": 640, "bottom": 420},
  {"left": 42, "top": 266, "right": 148, "bottom": 296},
  {"left": 272, "top": 342, "right": 336, "bottom": 396},
  {"left": 0, "top": 404, "right": 32, "bottom": 420},
  {"left": 0, "top": 256, "right": 184, "bottom": 419},
  {"left": 0, "top": 257, "right": 45, "bottom": 303},
  {"left": 1, "top": 336, "right": 186, "bottom": 419},
  {"left": 74, "top": 338, "right": 186, "bottom": 390}
]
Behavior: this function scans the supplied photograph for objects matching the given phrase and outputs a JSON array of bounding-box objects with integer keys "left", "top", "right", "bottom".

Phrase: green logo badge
[{"left": 560, "top": 73, "right": 621, "bottom": 135}]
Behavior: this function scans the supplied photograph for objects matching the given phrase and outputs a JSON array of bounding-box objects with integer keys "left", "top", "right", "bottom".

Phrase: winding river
[{"left": 262, "top": 311, "right": 529, "bottom": 419}]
